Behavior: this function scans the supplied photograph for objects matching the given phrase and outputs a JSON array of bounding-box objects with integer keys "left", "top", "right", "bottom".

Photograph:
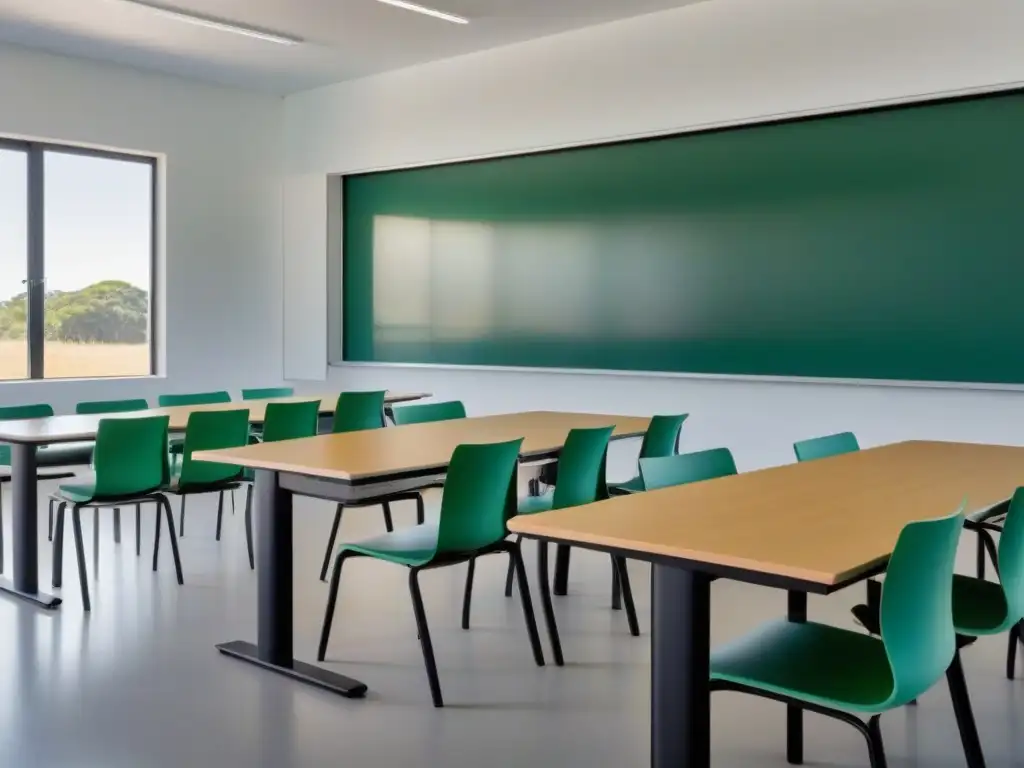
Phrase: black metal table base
[
  {"left": 217, "top": 640, "right": 368, "bottom": 698},
  {"left": 0, "top": 578, "right": 62, "bottom": 609}
]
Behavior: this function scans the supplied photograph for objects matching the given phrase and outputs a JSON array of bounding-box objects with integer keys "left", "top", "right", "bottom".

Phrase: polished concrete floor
[{"left": 0, "top": 480, "right": 1022, "bottom": 767}]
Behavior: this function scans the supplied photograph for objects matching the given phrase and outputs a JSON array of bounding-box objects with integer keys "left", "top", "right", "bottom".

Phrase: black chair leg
[
  {"left": 159, "top": 497, "right": 184, "bottom": 585},
  {"left": 553, "top": 544, "right": 571, "bottom": 596},
  {"left": 244, "top": 485, "right": 254, "bottom": 570},
  {"left": 866, "top": 715, "right": 888, "bottom": 768},
  {"left": 179, "top": 496, "right": 187, "bottom": 536},
  {"left": 504, "top": 534, "right": 522, "bottom": 597},
  {"left": 320, "top": 504, "right": 344, "bottom": 582},
  {"left": 947, "top": 650, "right": 987, "bottom": 768},
  {"left": 1007, "top": 621, "right": 1022, "bottom": 680},
  {"left": 71, "top": 505, "right": 90, "bottom": 611},
  {"left": 461, "top": 557, "right": 475, "bottom": 630},
  {"left": 135, "top": 504, "right": 142, "bottom": 556},
  {"left": 508, "top": 543, "right": 545, "bottom": 666},
  {"left": 231, "top": 489, "right": 236, "bottom": 515},
  {"left": 977, "top": 534, "right": 986, "bottom": 579},
  {"left": 536, "top": 541, "right": 564, "bottom": 666},
  {"left": 415, "top": 493, "right": 425, "bottom": 525},
  {"left": 382, "top": 501, "right": 394, "bottom": 533},
  {"left": 610, "top": 555, "right": 622, "bottom": 610},
  {"left": 613, "top": 556, "right": 640, "bottom": 637},
  {"left": 409, "top": 567, "right": 443, "bottom": 708},
  {"left": 52, "top": 502, "right": 67, "bottom": 588},
  {"left": 318, "top": 551, "right": 351, "bottom": 661},
  {"left": 48, "top": 498, "right": 54, "bottom": 542},
  {"left": 215, "top": 492, "right": 224, "bottom": 541},
  {"left": 113, "top": 508, "right": 121, "bottom": 544},
  {"left": 153, "top": 498, "right": 162, "bottom": 572}
]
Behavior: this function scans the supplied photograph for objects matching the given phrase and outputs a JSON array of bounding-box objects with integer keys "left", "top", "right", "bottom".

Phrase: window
[{"left": 0, "top": 140, "right": 155, "bottom": 380}]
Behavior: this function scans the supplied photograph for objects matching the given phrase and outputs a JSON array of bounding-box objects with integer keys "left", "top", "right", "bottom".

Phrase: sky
[{"left": 0, "top": 147, "right": 152, "bottom": 303}]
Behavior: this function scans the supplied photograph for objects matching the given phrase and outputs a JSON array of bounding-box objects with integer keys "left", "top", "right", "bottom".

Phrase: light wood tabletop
[
  {"left": 195, "top": 411, "right": 651, "bottom": 482},
  {"left": 0, "top": 391, "right": 429, "bottom": 445},
  {"left": 508, "top": 440, "right": 1024, "bottom": 588}
]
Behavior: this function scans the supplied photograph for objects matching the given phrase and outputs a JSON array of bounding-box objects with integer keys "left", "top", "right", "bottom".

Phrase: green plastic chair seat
[
  {"left": 54, "top": 474, "right": 100, "bottom": 504},
  {"left": 517, "top": 492, "right": 554, "bottom": 515},
  {"left": 952, "top": 575, "right": 1009, "bottom": 635},
  {"left": 711, "top": 619, "right": 895, "bottom": 713},
  {"left": 608, "top": 475, "right": 645, "bottom": 495},
  {"left": 341, "top": 523, "right": 442, "bottom": 567}
]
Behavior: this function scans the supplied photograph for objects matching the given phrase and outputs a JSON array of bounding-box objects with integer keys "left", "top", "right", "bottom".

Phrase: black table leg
[
  {"left": 217, "top": 470, "right": 367, "bottom": 698},
  {"left": 787, "top": 590, "right": 807, "bottom": 764},
  {"left": 651, "top": 563, "right": 711, "bottom": 768},
  {"left": 0, "top": 443, "right": 61, "bottom": 609},
  {"left": 553, "top": 545, "right": 571, "bottom": 596}
]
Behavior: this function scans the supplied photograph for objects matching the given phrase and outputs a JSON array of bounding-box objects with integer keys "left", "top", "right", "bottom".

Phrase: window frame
[{"left": 0, "top": 137, "right": 158, "bottom": 380}]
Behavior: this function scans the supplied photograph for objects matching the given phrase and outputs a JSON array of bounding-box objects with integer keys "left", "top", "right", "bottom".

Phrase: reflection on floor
[{"left": 0, "top": 481, "right": 1022, "bottom": 767}]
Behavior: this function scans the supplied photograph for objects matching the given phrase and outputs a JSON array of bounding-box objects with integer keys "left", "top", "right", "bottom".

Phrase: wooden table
[
  {"left": 0, "top": 391, "right": 427, "bottom": 609},
  {"left": 507, "top": 440, "right": 1024, "bottom": 768},
  {"left": 195, "top": 411, "right": 651, "bottom": 699}
]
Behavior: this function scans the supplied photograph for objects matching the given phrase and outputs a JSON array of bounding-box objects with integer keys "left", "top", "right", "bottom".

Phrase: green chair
[
  {"left": 166, "top": 409, "right": 250, "bottom": 541},
  {"left": 639, "top": 447, "right": 737, "bottom": 491},
  {"left": 240, "top": 400, "right": 321, "bottom": 569},
  {"left": 158, "top": 391, "right": 233, "bottom": 474},
  {"left": 75, "top": 399, "right": 150, "bottom": 415},
  {"left": 488, "top": 425, "right": 619, "bottom": 666},
  {"left": 709, "top": 506, "right": 967, "bottom": 768},
  {"left": 608, "top": 413, "right": 689, "bottom": 495},
  {"left": 50, "top": 416, "right": 178, "bottom": 610},
  {"left": 318, "top": 439, "right": 544, "bottom": 707},
  {"left": 391, "top": 400, "right": 467, "bottom": 425},
  {"left": 241, "top": 387, "right": 294, "bottom": 400},
  {"left": 793, "top": 431, "right": 860, "bottom": 462},
  {"left": 318, "top": 391, "right": 426, "bottom": 581}
]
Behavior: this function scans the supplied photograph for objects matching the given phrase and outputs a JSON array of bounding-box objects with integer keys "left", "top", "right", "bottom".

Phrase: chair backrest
[
  {"left": 242, "top": 387, "right": 294, "bottom": 400},
  {"left": 92, "top": 416, "right": 170, "bottom": 497},
  {"left": 391, "top": 400, "right": 467, "bottom": 426},
  {"left": 332, "top": 391, "right": 386, "bottom": 433},
  {"left": 793, "top": 432, "right": 859, "bottom": 462},
  {"left": 0, "top": 404, "right": 54, "bottom": 465},
  {"left": 639, "top": 448, "right": 737, "bottom": 491},
  {"left": 998, "top": 488, "right": 1024, "bottom": 625},
  {"left": 76, "top": 399, "right": 149, "bottom": 415},
  {"left": 261, "top": 400, "right": 321, "bottom": 444},
  {"left": 177, "top": 409, "right": 251, "bottom": 487},
  {"left": 638, "top": 414, "right": 689, "bottom": 460},
  {"left": 435, "top": 439, "right": 523, "bottom": 557},
  {"left": 879, "top": 506, "right": 964, "bottom": 707},
  {"left": 551, "top": 426, "right": 614, "bottom": 509},
  {"left": 158, "top": 391, "right": 232, "bottom": 408}
]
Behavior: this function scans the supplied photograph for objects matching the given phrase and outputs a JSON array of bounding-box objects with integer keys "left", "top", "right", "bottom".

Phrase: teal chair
[
  {"left": 608, "top": 413, "right": 689, "bottom": 495},
  {"left": 639, "top": 447, "right": 737, "bottom": 490},
  {"left": 318, "top": 391, "right": 426, "bottom": 581},
  {"left": 166, "top": 409, "right": 250, "bottom": 540},
  {"left": 240, "top": 400, "right": 321, "bottom": 569},
  {"left": 793, "top": 432, "right": 860, "bottom": 462},
  {"left": 488, "top": 426, "right": 618, "bottom": 666},
  {"left": 158, "top": 391, "right": 233, "bottom": 475},
  {"left": 318, "top": 439, "right": 544, "bottom": 707},
  {"left": 50, "top": 416, "right": 178, "bottom": 610},
  {"left": 709, "top": 506, "right": 966, "bottom": 768},
  {"left": 391, "top": 400, "right": 467, "bottom": 425},
  {"left": 75, "top": 399, "right": 149, "bottom": 415},
  {"left": 241, "top": 387, "right": 294, "bottom": 400}
]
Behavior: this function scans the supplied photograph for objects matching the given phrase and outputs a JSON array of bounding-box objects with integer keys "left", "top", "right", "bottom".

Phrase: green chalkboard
[{"left": 343, "top": 91, "right": 1024, "bottom": 384}]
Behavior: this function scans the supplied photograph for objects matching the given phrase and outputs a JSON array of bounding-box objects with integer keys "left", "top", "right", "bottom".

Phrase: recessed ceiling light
[
  {"left": 375, "top": 0, "right": 469, "bottom": 25},
  {"left": 119, "top": 0, "right": 303, "bottom": 45}
]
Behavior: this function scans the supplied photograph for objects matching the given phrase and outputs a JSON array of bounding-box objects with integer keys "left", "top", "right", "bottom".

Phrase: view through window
[{"left": 0, "top": 142, "right": 154, "bottom": 380}]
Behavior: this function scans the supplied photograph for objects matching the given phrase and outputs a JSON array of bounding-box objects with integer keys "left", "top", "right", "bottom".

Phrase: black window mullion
[{"left": 26, "top": 146, "right": 44, "bottom": 379}]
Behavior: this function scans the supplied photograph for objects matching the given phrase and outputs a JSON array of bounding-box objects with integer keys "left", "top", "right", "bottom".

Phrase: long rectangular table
[
  {"left": 507, "top": 440, "right": 1024, "bottom": 768},
  {"left": 0, "top": 391, "right": 428, "bottom": 609},
  {"left": 195, "top": 411, "right": 651, "bottom": 698}
]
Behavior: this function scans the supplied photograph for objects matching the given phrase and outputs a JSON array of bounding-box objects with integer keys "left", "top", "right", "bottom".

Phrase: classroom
[{"left": 0, "top": 0, "right": 1021, "bottom": 766}]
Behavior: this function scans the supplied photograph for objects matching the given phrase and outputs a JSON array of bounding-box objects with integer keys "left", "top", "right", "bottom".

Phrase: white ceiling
[{"left": 0, "top": 0, "right": 706, "bottom": 94}]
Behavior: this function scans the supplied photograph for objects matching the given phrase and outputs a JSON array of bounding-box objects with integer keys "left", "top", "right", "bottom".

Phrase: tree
[{"left": 0, "top": 281, "right": 148, "bottom": 343}]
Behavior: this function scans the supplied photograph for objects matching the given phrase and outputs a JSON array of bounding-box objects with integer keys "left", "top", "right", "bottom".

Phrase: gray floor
[{"left": 0, "top": 481, "right": 1021, "bottom": 768}]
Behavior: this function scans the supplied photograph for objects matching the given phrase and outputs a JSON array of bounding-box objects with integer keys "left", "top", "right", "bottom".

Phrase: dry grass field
[{"left": 0, "top": 340, "right": 149, "bottom": 380}]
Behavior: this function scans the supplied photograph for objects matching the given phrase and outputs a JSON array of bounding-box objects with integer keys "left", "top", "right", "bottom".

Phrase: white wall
[
  {"left": 283, "top": 0, "right": 1024, "bottom": 476},
  {"left": 0, "top": 42, "right": 284, "bottom": 412}
]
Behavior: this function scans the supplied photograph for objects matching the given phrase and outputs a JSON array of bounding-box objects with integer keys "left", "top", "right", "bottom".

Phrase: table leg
[
  {"left": 217, "top": 469, "right": 367, "bottom": 698},
  {"left": 787, "top": 590, "right": 807, "bottom": 764},
  {"left": 0, "top": 444, "right": 61, "bottom": 609},
  {"left": 651, "top": 563, "right": 711, "bottom": 768}
]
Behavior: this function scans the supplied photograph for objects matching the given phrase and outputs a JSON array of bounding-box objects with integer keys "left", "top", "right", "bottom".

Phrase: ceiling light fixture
[
  {"left": 374, "top": 0, "right": 469, "bottom": 25},
  {"left": 120, "top": 0, "right": 303, "bottom": 45}
]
